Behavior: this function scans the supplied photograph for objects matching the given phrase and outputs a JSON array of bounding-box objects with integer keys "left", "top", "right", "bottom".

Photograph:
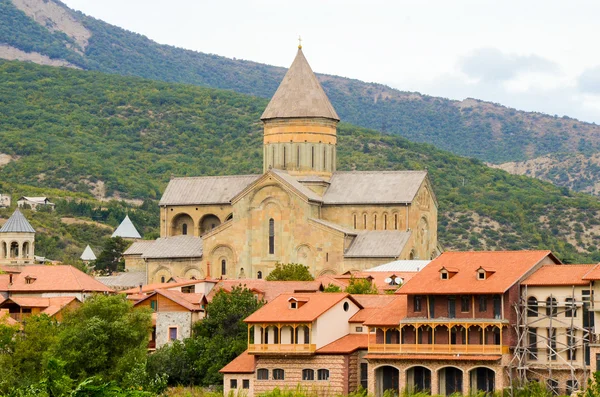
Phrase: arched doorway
[
  {"left": 200, "top": 214, "right": 221, "bottom": 234},
  {"left": 9, "top": 242, "right": 19, "bottom": 258},
  {"left": 469, "top": 367, "right": 495, "bottom": 394},
  {"left": 375, "top": 366, "right": 399, "bottom": 397},
  {"left": 406, "top": 366, "right": 431, "bottom": 394},
  {"left": 438, "top": 367, "right": 463, "bottom": 396}
]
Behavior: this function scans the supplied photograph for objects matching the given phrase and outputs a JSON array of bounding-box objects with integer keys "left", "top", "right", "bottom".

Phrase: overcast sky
[{"left": 62, "top": 0, "right": 600, "bottom": 124}]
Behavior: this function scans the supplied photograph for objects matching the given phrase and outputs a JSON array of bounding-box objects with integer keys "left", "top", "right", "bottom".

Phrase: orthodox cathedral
[{"left": 124, "top": 47, "right": 439, "bottom": 283}]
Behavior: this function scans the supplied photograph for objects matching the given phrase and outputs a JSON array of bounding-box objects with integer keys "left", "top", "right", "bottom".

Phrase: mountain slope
[
  {"left": 1, "top": 0, "right": 600, "bottom": 182},
  {"left": 1, "top": 60, "right": 600, "bottom": 263}
]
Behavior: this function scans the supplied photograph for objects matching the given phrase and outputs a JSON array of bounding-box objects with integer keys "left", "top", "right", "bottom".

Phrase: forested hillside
[
  {"left": 1, "top": 60, "right": 600, "bottom": 263},
  {"left": 1, "top": 0, "right": 600, "bottom": 180}
]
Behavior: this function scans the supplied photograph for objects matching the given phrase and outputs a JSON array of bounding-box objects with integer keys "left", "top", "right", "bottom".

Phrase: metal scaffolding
[{"left": 507, "top": 285, "right": 593, "bottom": 395}]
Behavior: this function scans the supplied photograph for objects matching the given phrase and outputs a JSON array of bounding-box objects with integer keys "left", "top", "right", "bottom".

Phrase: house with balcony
[
  {"left": 222, "top": 293, "right": 398, "bottom": 397},
  {"left": 363, "top": 250, "right": 560, "bottom": 396}
]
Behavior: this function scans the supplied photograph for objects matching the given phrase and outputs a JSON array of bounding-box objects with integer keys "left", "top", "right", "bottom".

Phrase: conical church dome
[{"left": 261, "top": 48, "right": 339, "bottom": 121}]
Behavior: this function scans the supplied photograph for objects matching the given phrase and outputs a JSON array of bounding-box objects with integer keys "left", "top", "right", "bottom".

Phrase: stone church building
[{"left": 125, "top": 47, "right": 439, "bottom": 283}]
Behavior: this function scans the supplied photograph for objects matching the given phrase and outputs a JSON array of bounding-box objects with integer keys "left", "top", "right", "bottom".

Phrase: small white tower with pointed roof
[
  {"left": 80, "top": 245, "right": 97, "bottom": 263},
  {"left": 0, "top": 210, "right": 35, "bottom": 266},
  {"left": 112, "top": 215, "right": 142, "bottom": 240}
]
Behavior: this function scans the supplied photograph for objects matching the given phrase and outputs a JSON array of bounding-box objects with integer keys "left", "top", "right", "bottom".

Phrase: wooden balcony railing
[
  {"left": 248, "top": 343, "right": 316, "bottom": 354},
  {"left": 369, "top": 343, "right": 508, "bottom": 355}
]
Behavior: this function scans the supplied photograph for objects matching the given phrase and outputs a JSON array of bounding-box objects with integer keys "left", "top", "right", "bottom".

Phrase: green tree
[
  {"left": 323, "top": 283, "right": 342, "bottom": 293},
  {"left": 265, "top": 262, "right": 314, "bottom": 281},
  {"left": 52, "top": 294, "right": 152, "bottom": 383},
  {"left": 344, "top": 276, "right": 378, "bottom": 294},
  {"left": 93, "top": 237, "right": 131, "bottom": 274}
]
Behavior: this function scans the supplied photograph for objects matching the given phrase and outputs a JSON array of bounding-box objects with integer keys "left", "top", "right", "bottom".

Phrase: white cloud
[{"left": 578, "top": 66, "right": 600, "bottom": 94}]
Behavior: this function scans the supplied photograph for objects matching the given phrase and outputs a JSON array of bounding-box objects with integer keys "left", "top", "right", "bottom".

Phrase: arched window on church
[
  {"left": 272, "top": 146, "right": 275, "bottom": 167},
  {"left": 374, "top": 214, "right": 377, "bottom": 230},
  {"left": 353, "top": 214, "right": 357, "bottom": 229},
  {"left": 311, "top": 146, "right": 315, "bottom": 168},
  {"left": 283, "top": 146, "right": 287, "bottom": 169},
  {"left": 182, "top": 223, "right": 188, "bottom": 235},
  {"left": 257, "top": 271, "right": 263, "bottom": 279},
  {"left": 394, "top": 214, "right": 398, "bottom": 230},
  {"left": 363, "top": 214, "right": 367, "bottom": 229},
  {"left": 297, "top": 146, "right": 300, "bottom": 168},
  {"left": 221, "top": 259, "right": 227, "bottom": 276},
  {"left": 384, "top": 214, "right": 388, "bottom": 230},
  {"left": 323, "top": 147, "right": 326, "bottom": 170},
  {"left": 269, "top": 218, "right": 275, "bottom": 255}
]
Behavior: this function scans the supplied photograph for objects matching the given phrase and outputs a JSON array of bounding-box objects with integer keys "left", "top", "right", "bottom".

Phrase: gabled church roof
[
  {"left": 344, "top": 231, "right": 411, "bottom": 258},
  {"left": 160, "top": 175, "right": 260, "bottom": 206},
  {"left": 112, "top": 215, "right": 142, "bottom": 239},
  {"left": 323, "top": 171, "right": 429, "bottom": 204},
  {"left": 261, "top": 48, "right": 339, "bottom": 121},
  {"left": 0, "top": 210, "right": 35, "bottom": 233},
  {"left": 80, "top": 245, "right": 96, "bottom": 261}
]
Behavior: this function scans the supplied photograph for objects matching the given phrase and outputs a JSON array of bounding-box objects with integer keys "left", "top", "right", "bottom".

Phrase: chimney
[{"left": 139, "top": 283, "right": 143, "bottom": 293}]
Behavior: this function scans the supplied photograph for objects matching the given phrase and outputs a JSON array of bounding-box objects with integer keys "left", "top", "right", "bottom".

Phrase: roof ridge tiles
[{"left": 170, "top": 174, "right": 260, "bottom": 181}]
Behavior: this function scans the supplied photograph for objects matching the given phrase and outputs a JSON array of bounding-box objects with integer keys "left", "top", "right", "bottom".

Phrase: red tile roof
[
  {"left": 364, "top": 354, "right": 502, "bottom": 361},
  {"left": 219, "top": 350, "right": 256, "bottom": 373},
  {"left": 0, "top": 296, "right": 79, "bottom": 317},
  {"left": 207, "top": 280, "right": 323, "bottom": 302},
  {"left": 134, "top": 289, "right": 205, "bottom": 312},
  {"left": 583, "top": 264, "right": 600, "bottom": 280},
  {"left": 316, "top": 334, "right": 369, "bottom": 354},
  {"left": 363, "top": 296, "right": 407, "bottom": 326},
  {"left": 349, "top": 295, "right": 398, "bottom": 323},
  {"left": 1, "top": 265, "right": 112, "bottom": 293},
  {"left": 244, "top": 293, "right": 362, "bottom": 323},
  {"left": 523, "top": 264, "right": 595, "bottom": 286},
  {"left": 121, "top": 279, "right": 212, "bottom": 294},
  {"left": 398, "top": 251, "right": 559, "bottom": 295}
]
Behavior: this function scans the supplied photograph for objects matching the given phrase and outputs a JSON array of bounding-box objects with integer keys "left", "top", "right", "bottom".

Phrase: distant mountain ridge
[{"left": 1, "top": 0, "right": 600, "bottom": 196}]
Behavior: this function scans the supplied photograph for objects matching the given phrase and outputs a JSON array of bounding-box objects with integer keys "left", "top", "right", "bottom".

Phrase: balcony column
[
  {"left": 292, "top": 324, "right": 296, "bottom": 344},
  {"left": 466, "top": 326, "right": 469, "bottom": 352},
  {"left": 416, "top": 324, "right": 420, "bottom": 348},
  {"left": 399, "top": 326, "right": 403, "bottom": 349},
  {"left": 278, "top": 324, "right": 282, "bottom": 345}
]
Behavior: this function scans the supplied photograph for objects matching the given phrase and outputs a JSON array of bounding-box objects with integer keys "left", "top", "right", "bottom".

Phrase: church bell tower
[{"left": 261, "top": 45, "right": 339, "bottom": 178}]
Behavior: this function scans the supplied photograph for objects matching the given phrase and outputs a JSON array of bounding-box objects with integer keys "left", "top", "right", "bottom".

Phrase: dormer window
[
  {"left": 290, "top": 302, "right": 297, "bottom": 309},
  {"left": 24, "top": 275, "right": 36, "bottom": 284},
  {"left": 478, "top": 270, "right": 486, "bottom": 280},
  {"left": 476, "top": 266, "right": 495, "bottom": 280},
  {"left": 441, "top": 271, "right": 449, "bottom": 280},
  {"left": 439, "top": 267, "right": 458, "bottom": 280},
  {"left": 288, "top": 297, "right": 308, "bottom": 309}
]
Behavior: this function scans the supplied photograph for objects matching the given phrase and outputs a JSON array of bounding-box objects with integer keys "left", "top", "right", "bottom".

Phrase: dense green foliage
[
  {"left": 1, "top": 60, "right": 600, "bottom": 263},
  {"left": 0, "top": 295, "right": 161, "bottom": 396},
  {"left": 94, "top": 237, "right": 132, "bottom": 274},
  {"left": 2, "top": 0, "right": 600, "bottom": 168},
  {"left": 265, "top": 263, "right": 314, "bottom": 281},
  {"left": 344, "top": 276, "right": 378, "bottom": 295},
  {"left": 148, "top": 287, "right": 264, "bottom": 386}
]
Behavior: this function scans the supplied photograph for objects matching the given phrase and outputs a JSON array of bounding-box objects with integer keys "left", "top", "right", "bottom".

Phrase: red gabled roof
[
  {"left": 121, "top": 279, "right": 212, "bottom": 294},
  {"left": 219, "top": 350, "right": 256, "bottom": 373},
  {"left": 398, "top": 251, "right": 559, "bottom": 295},
  {"left": 244, "top": 293, "right": 361, "bottom": 323},
  {"left": 316, "top": 334, "right": 370, "bottom": 354},
  {"left": 363, "top": 296, "right": 407, "bottom": 326},
  {"left": 349, "top": 295, "right": 398, "bottom": 323},
  {"left": 1, "top": 265, "right": 112, "bottom": 293},
  {"left": 523, "top": 264, "right": 595, "bottom": 286},
  {"left": 583, "top": 263, "right": 600, "bottom": 280},
  {"left": 133, "top": 289, "right": 205, "bottom": 312}
]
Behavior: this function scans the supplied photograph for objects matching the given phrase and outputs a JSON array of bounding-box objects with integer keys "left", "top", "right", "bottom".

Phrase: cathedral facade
[{"left": 125, "top": 48, "right": 439, "bottom": 283}]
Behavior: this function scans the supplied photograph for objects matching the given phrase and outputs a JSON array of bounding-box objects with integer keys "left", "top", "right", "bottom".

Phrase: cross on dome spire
[{"left": 298, "top": 35, "right": 302, "bottom": 49}]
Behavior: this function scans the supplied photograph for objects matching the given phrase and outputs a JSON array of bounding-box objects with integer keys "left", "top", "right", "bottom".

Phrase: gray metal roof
[
  {"left": 261, "top": 48, "right": 339, "bottom": 121},
  {"left": 0, "top": 210, "right": 35, "bottom": 233},
  {"left": 309, "top": 218, "right": 357, "bottom": 235},
  {"left": 80, "top": 245, "right": 97, "bottom": 261},
  {"left": 367, "top": 260, "right": 430, "bottom": 272},
  {"left": 141, "top": 236, "right": 203, "bottom": 259},
  {"left": 344, "top": 231, "right": 411, "bottom": 258},
  {"left": 159, "top": 175, "right": 260, "bottom": 206},
  {"left": 112, "top": 215, "right": 142, "bottom": 239},
  {"left": 323, "top": 171, "right": 427, "bottom": 204},
  {"left": 123, "top": 240, "right": 155, "bottom": 256},
  {"left": 96, "top": 271, "right": 146, "bottom": 290},
  {"left": 271, "top": 169, "right": 323, "bottom": 202}
]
